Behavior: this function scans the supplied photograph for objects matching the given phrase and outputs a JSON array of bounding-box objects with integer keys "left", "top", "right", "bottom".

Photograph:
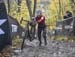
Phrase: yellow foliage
[
  {"left": 4, "top": 0, "right": 73, "bottom": 29},
  {"left": 46, "top": 0, "right": 72, "bottom": 29}
]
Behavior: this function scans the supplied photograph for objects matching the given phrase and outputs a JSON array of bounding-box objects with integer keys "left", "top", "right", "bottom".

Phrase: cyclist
[{"left": 35, "top": 10, "right": 47, "bottom": 46}]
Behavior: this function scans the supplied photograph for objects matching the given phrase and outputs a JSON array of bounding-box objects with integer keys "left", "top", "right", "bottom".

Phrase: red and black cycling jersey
[{"left": 36, "top": 15, "right": 46, "bottom": 27}]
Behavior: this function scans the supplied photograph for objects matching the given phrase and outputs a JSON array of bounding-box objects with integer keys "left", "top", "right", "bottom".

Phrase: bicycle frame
[{"left": 20, "top": 18, "right": 36, "bottom": 50}]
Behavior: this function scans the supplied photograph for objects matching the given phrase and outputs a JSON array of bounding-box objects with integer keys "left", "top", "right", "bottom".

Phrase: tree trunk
[
  {"left": 33, "top": 0, "right": 37, "bottom": 17},
  {"left": 58, "top": 0, "right": 61, "bottom": 19},
  {"left": 26, "top": 0, "right": 32, "bottom": 19},
  {"left": 26, "top": 0, "right": 37, "bottom": 19},
  {"left": 25, "top": 0, "right": 37, "bottom": 40},
  {"left": 7, "top": 0, "right": 10, "bottom": 13}
]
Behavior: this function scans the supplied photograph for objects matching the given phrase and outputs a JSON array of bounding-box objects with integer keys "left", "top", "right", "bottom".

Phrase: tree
[
  {"left": 58, "top": 0, "right": 62, "bottom": 19},
  {"left": 25, "top": 0, "right": 37, "bottom": 39},
  {"left": 26, "top": 0, "right": 37, "bottom": 19},
  {"left": 26, "top": 0, "right": 33, "bottom": 19},
  {"left": 7, "top": 0, "right": 10, "bottom": 13}
]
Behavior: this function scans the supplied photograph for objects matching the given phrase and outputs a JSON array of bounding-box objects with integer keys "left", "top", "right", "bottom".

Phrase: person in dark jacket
[
  {"left": 63, "top": 11, "right": 73, "bottom": 35},
  {"left": 64, "top": 11, "right": 73, "bottom": 25},
  {"left": 35, "top": 10, "right": 47, "bottom": 46}
]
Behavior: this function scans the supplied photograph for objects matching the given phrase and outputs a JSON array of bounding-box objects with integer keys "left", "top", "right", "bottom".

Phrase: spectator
[
  {"left": 63, "top": 11, "right": 73, "bottom": 35},
  {"left": 64, "top": 11, "right": 73, "bottom": 25}
]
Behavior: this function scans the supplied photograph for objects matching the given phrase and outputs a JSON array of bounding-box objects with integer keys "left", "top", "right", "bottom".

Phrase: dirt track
[{"left": 12, "top": 38, "right": 75, "bottom": 57}]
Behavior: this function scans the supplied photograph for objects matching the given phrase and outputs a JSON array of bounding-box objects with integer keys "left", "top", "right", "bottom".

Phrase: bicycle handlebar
[
  {"left": 20, "top": 17, "right": 30, "bottom": 24},
  {"left": 20, "top": 17, "right": 37, "bottom": 26}
]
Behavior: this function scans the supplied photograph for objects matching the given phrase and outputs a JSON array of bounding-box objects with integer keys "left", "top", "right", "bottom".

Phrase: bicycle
[{"left": 20, "top": 17, "right": 36, "bottom": 50}]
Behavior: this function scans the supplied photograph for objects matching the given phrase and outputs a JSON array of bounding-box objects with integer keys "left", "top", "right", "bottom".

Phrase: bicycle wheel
[{"left": 21, "top": 30, "right": 28, "bottom": 50}]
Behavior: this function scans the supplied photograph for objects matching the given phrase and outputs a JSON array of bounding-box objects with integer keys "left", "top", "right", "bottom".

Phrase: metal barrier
[{"left": 46, "top": 16, "right": 74, "bottom": 37}]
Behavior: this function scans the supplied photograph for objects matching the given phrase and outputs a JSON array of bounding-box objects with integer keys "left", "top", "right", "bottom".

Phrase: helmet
[{"left": 36, "top": 10, "right": 42, "bottom": 16}]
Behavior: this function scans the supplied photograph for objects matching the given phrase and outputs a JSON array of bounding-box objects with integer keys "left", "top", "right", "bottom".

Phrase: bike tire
[{"left": 21, "top": 31, "right": 27, "bottom": 50}]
